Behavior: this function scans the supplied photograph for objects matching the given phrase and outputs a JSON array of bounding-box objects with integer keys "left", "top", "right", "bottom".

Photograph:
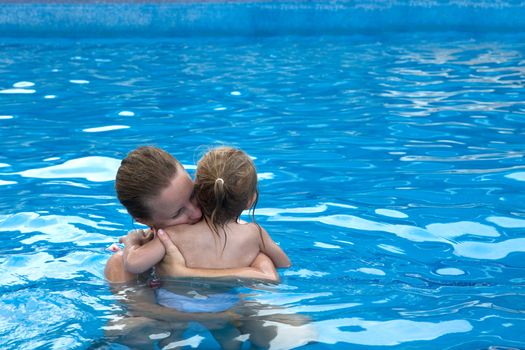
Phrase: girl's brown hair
[
  {"left": 194, "top": 147, "right": 259, "bottom": 239},
  {"left": 115, "top": 146, "right": 181, "bottom": 220}
]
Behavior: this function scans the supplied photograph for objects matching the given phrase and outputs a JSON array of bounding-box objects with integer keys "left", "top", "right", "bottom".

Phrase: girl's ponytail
[{"left": 211, "top": 177, "right": 226, "bottom": 232}]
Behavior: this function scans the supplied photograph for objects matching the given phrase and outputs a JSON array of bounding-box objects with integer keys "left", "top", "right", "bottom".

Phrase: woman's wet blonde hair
[
  {"left": 194, "top": 147, "right": 259, "bottom": 241},
  {"left": 115, "top": 146, "right": 181, "bottom": 221}
]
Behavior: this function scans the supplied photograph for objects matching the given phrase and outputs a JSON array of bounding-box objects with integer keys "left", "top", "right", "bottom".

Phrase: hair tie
[{"left": 215, "top": 178, "right": 224, "bottom": 185}]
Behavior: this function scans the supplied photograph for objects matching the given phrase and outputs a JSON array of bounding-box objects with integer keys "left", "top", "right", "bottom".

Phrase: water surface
[{"left": 1, "top": 33, "right": 524, "bottom": 349}]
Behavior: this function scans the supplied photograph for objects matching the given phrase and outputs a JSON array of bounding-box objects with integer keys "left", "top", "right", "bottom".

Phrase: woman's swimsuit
[{"left": 155, "top": 288, "right": 240, "bottom": 313}]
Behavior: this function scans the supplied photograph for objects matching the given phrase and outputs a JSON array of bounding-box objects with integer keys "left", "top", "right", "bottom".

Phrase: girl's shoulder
[
  {"left": 234, "top": 221, "right": 263, "bottom": 237},
  {"left": 236, "top": 219, "right": 257, "bottom": 228},
  {"left": 228, "top": 222, "right": 262, "bottom": 248}
]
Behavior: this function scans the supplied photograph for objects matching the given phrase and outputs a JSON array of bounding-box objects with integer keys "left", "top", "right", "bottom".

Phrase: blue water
[{"left": 1, "top": 32, "right": 525, "bottom": 349}]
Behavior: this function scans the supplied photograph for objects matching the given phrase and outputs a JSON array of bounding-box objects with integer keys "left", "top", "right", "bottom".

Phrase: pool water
[{"left": 1, "top": 32, "right": 525, "bottom": 349}]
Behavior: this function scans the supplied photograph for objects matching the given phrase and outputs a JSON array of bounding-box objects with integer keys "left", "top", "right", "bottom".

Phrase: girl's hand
[{"left": 119, "top": 229, "right": 153, "bottom": 247}]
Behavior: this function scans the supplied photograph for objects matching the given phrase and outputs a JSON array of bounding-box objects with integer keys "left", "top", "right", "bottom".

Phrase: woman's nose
[{"left": 187, "top": 200, "right": 202, "bottom": 221}]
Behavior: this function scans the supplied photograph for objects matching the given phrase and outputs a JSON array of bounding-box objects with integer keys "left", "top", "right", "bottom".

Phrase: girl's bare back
[{"left": 163, "top": 220, "right": 261, "bottom": 269}]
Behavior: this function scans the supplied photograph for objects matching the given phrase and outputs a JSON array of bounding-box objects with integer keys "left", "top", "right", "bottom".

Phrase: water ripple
[
  {"left": 1, "top": 34, "right": 525, "bottom": 349},
  {"left": 0, "top": 212, "right": 119, "bottom": 246},
  {"left": 14, "top": 157, "right": 120, "bottom": 182},
  {"left": 304, "top": 318, "right": 472, "bottom": 346},
  {"left": 266, "top": 207, "right": 525, "bottom": 261}
]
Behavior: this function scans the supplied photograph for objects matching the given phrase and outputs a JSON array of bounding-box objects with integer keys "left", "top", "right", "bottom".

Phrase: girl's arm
[
  {"left": 121, "top": 229, "right": 166, "bottom": 274},
  {"left": 258, "top": 226, "right": 291, "bottom": 268},
  {"left": 157, "top": 229, "right": 279, "bottom": 282}
]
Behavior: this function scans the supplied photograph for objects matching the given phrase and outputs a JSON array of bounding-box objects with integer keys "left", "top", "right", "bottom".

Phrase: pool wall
[{"left": 1, "top": 1, "right": 525, "bottom": 36}]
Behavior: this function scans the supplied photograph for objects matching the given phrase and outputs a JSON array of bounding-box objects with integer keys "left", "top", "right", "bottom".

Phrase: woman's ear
[{"left": 134, "top": 217, "right": 151, "bottom": 227}]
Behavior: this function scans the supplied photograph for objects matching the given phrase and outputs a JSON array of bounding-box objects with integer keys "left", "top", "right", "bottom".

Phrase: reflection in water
[
  {"left": 104, "top": 279, "right": 473, "bottom": 349},
  {"left": 0, "top": 212, "right": 119, "bottom": 245},
  {"left": 104, "top": 277, "right": 478, "bottom": 349},
  {"left": 313, "top": 318, "right": 472, "bottom": 346},
  {"left": 264, "top": 203, "right": 525, "bottom": 260},
  {"left": 82, "top": 125, "right": 130, "bottom": 133},
  {"left": 454, "top": 238, "right": 525, "bottom": 260},
  {"left": 104, "top": 279, "right": 317, "bottom": 350},
  {"left": 15, "top": 157, "right": 121, "bottom": 182}
]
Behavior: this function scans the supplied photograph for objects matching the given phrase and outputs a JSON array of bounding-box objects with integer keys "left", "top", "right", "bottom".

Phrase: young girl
[{"left": 122, "top": 146, "right": 291, "bottom": 287}]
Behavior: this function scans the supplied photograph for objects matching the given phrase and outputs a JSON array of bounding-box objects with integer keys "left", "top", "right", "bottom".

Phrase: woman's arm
[
  {"left": 157, "top": 229, "right": 279, "bottom": 282},
  {"left": 175, "top": 254, "right": 279, "bottom": 282},
  {"left": 258, "top": 226, "right": 291, "bottom": 268},
  {"left": 121, "top": 229, "right": 166, "bottom": 274}
]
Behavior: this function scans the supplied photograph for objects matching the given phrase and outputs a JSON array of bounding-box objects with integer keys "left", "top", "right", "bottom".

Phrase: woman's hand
[
  {"left": 250, "top": 253, "right": 279, "bottom": 281},
  {"left": 156, "top": 229, "right": 189, "bottom": 276}
]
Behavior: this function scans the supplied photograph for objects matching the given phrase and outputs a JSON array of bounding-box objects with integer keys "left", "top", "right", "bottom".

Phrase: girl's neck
[{"left": 203, "top": 215, "right": 238, "bottom": 226}]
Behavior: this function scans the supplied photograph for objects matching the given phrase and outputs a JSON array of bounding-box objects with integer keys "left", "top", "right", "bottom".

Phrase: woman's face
[{"left": 143, "top": 166, "right": 202, "bottom": 229}]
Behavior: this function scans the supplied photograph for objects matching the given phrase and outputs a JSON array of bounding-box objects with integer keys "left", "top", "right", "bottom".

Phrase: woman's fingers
[{"left": 157, "top": 229, "right": 186, "bottom": 265}]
